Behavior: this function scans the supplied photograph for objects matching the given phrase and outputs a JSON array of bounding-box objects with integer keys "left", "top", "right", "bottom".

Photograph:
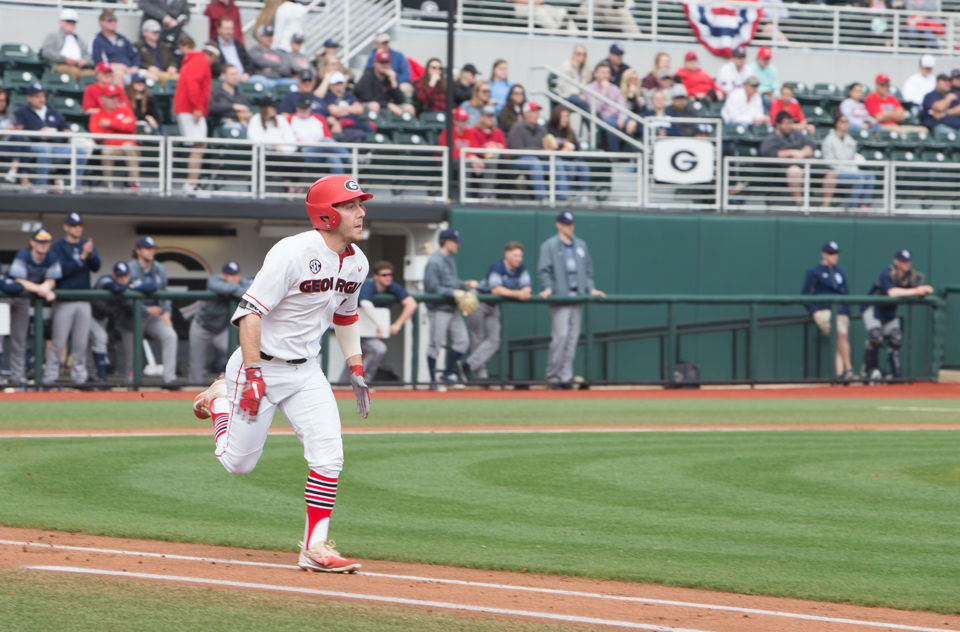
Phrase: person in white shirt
[
  {"left": 902, "top": 54, "right": 936, "bottom": 110},
  {"left": 247, "top": 96, "right": 300, "bottom": 194},
  {"left": 40, "top": 9, "right": 95, "bottom": 82},
  {"left": 273, "top": 0, "right": 309, "bottom": 52},
  {"left": 721, "top": 76, "right": 767, "bottom": 126},
  {"left": 287, "top": 93, "right": 348, "bottom": 174},
  {"left": 715, "top": 46, "right": 752, "bottom": 96}
]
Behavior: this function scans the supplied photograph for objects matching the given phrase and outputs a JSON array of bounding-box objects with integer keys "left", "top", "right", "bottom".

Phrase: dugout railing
[{"left": 0, "top": 290, "right": 945, "bottom": 389}]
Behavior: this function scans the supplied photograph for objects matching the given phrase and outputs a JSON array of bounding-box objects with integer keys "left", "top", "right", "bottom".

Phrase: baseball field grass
[{"left": 2, "top": 395, "right": 958, "bottom": 614}]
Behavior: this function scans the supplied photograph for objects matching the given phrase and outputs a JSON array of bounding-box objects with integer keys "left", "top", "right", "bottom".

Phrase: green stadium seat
[
  {"left": 920, "top": 149, "right": 947, "bottom": 163},
  {"left": 273, "top": 82, "right": 298, "bottom": 100},
  {"left": 212, "top": 123, "right": 246, "bottom": 139},
  {"left": 419, "top": 111, "right": 446, "bottom": 131},
  {"left": 0, "top": 43, "right": 44, "bottom": 74},
  {"left": 41, "top": 72, "right": 81, "bottom": 95},
  {"left": 890, "top": 149, "right": 918, "bottom": 162},
  {"left": 392, "top": 131, "right": 427, "bottom": 145},
  {"left": 49, "top": 94, "right": 83, "bottom": 115},
  {"left": 2, "top": 69, "right": 39, "bottom": 91}
]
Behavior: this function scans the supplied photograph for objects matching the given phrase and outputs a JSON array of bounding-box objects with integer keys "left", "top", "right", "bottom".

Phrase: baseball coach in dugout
[{"left": 192, "top": 174, "right": 372, "bottom": 573}]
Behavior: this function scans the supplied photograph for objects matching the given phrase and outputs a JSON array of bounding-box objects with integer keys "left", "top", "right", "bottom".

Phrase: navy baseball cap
[
  {"left": 298, "top": 68, "right": 315, "bottom": 82},
  {"left": 556, "top": 211, "right": 575, "bottom": 225},
  {"left": 25, "top": 82, "right": 45, "bottom": 95},
  {"left": 296, "top": 93, "right": 313, "bottom": 109},
  {"left": 257, "top": 24, "right": 274, "bottom": 37},
  {"left": 291, "top": 32, "right": 305, "bottom": 43},
  {"left": 222, "top": 261, "right": 240, "bottom": 274},
  {"left": 64, "top": 212, "right": 83, "bottom": 225},
  {"left": 113, "top": 261, "right": 130, "bottom": 276},
  {"left": 822, "top": 240, "right": 839, "bottom": 254},
  {"left": 895, "top": 248, "right": 912, "bottom": 261},
  {"left": 136, "top": 235, "right": 156, "bottom": 249},
  {"left": 732, "top": 46, "right": 747, "bottom": 58},
  {"left": 438, "top": 228, "right": 461, "bottom": 244},
  {"left": 323, "top": 38, "right": 340, "bottom": 48},
  {"left": 609, "top": 42, "right": 625, "bottom": 56}
]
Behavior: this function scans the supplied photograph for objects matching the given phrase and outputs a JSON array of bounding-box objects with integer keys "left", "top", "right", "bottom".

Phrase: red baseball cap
[
  {"left": 452, "top": 107, "right": 469, "bottom": 121},
  {"left": 102, "top": 83, "right": 120, "bottom": 97},
  {"left": 875, "top": 72, "right": 891, "bottom": 83},
  {"left": 684, "top": 51, "right": 698, "bottom": 61},
  {"left": 522, "top": 101, "right": 542, "bottom": 113},
  {"left": 757, "top": 46, "right": 772, "bottom": 59},
  {"left": 95, "top": 61, "right": 112, "bottom": 73},
  {"left": 375, "top": 50, "right": 391, "bottom": 63}
]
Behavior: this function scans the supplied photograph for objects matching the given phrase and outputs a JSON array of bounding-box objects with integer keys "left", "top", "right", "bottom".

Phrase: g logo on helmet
[{"left": 344, "top": 179, "right": 360, "bottom": 192}]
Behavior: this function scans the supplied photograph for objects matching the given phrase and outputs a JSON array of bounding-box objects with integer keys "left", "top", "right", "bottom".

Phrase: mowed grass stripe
[
  {"left": 1, "top": 431, "right": 957, "bottom": 613},
  {"left": 3, "top": 398, "right": 960, "bottom": 430}
]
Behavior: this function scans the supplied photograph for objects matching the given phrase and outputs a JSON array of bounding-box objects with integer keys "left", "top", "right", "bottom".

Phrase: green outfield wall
[{"left": 448, "top": 210, "right": 960, "bottom": 381}]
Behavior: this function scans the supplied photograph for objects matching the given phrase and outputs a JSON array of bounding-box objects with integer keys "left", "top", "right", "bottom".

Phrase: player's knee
[
  {"left": 310, "top": 463, "right": 343, "bottom": 479},
  {"left": 888, "top": 331, "right": 903, "bottom": 349},
  {"left": 866, "top": 328, "right": 883, "bottom": 349},
  {"left": 218, "top": 452, "right": 260, "bottom": 475}
]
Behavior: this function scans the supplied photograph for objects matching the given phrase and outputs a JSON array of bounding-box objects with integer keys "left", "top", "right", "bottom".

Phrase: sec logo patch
[{"left": 309, "top": 259, "right": 322, "bottom": 274}]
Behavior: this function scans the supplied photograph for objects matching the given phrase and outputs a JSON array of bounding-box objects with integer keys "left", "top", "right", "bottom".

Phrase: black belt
[{"left": 260, "top": 351, "right": 307, "bottom": 365}]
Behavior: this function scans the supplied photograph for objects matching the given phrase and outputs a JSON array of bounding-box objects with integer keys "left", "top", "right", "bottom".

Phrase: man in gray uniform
[
  {"left": 188, "top": 260, "right": 250, "bottom": 384},
  {"left": 127, "top": 235, "right": 179, "bottom": 387},
  {"left": 8, "top": 229, "right": 61, "bottom": 385},
  {"left": 537, "top": 212, "right": 605, "bottom": 389},
  {"left": 44, "top": 212, "right": 101, "bottom": 387},
  {"left": 423, "top": 229, "right": 477, "bottom": 389}
]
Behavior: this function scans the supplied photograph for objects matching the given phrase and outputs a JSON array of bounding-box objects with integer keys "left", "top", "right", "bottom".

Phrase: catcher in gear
[{"left": 193, "top": 174, "right": 372, "bottom": 573}]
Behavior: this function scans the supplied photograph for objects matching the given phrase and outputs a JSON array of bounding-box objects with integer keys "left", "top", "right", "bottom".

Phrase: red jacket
[
  {"left": 174, "top": 50, "right": 212, "bottom": 116},
  {"left": 203, "top": 0, "right": 243, "bottom": 45},
  {"left": 82, "top": 82, "right": 132, "bottom": 113},
  {"left": 675, "top": 67, "right": 717, "bottom": 99},
  {"left": 769, "top": 97, "right": 805, "bottom": 125},
  {"left": 88, "top": 104, "right": 138, "bottom": 145},
  {"left": 438, "top": 126, "right": 478, "bottom": 159},
  {"left": 469, "top": 125, "right": 507, "bottom": 158}
]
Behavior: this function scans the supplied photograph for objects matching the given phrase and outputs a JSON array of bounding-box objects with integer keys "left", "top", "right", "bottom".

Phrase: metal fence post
[
  {"left": 32, "top": 296, "right": 44, "bottom": 384},
  {"left": 665, "top": 301, "right": 676, "bottom": 384},
  {"left": 132, "top": 296, "right": 143, "bottom": 388},
  {"left": 583, "top": 298, "right": 593, "bottom": 382},
  {"left": 69, "top": 138, "right": 78, "bottom": 191},
  {"left": 548, "top": 153, "right": 556, "bottom": 206},
  {"left": 748, "top": 302, "right": 759, "bottom": 383},
  {"left": 411, "top": 303, "right": 420, "bottom": 388},
  {"left": 931, "top": 299, "right": 945, "bottom": 381}
]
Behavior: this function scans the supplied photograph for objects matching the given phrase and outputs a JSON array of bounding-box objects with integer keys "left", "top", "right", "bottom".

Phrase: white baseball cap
[
  {"left": 59, "top": 8, "right": 79, "bottom": 22},
  {"left": 327, "top": 71, "right": 346, "bottom": 85},
  {"left": 921, "top": 54, "right": 936, "bottom": 69}
]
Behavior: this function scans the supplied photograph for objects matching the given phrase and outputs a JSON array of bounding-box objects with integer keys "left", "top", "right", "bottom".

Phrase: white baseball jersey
[{"left": 232, "top": 229, "right": 368, "bottom": 360}]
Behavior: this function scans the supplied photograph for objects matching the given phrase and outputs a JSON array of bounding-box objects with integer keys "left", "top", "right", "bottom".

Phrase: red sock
[
  {"left": 212, "top": 411, "right": 229, "bottom": 445},
  {"left": 304, "top": 471, "right": 337, "bottom": 548}
]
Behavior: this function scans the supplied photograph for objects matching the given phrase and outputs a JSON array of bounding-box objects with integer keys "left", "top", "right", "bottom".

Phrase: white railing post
[
  {"left": 892, "top": 9, "right": 900, "bottom": 53},
  {"left": 164, "top": 136, "right": 172, "bottom": 195},
  {"left": 832, "top": 7, "right": 840, "bottom": 49},
  {"left": 721, "top": 156, "right": 730, "bottom": 213},
  {"left": 526, "top": 0, "right": 534, "bottom": 35},
  {"left": 69, "top": 138, "right": 78, "bottom": 191},
  {"left": 548, "top": 152, "right": 556, "bottom": 206},
  {"left": 802, "top": 162, "right": 810, "bottom": 210},
  {"left": 649, "top": 0, "right": 657, "bottom": 41},
  {"left": 587, "top": 0, "right": 595, "bottom": 36},
  {"left": 641, "top": 126, "right": 652, "bottom": 208},
  {"left": 351, "top": 146, "right": 359, "bottom": 180},
  {"left": 256, "top": 143, "right": 265, "bottom": 199},
  {"left": 887, "top": 162, "right": 895, "bottom": 215}
]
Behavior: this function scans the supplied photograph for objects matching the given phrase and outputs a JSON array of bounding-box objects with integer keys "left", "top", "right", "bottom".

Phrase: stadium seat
[
  {"left": 2, "top": 69, "right": 39, "bottom": 92},
  {"left": 890, "top": 149, "right": 918, "bottom": 162},
  {"left": 41, "top": 72, "right": 81, "bottom": 96},
  {"left": 238, "top": 81, "right": 269, "bottom": 102},
  {"left": 392, "top": 131, "right": 426, "bottom": 145},
  {"left": 920, "top": 149, "right": 947, "bottom": 163},
  {"left": 419, "top": 111, "right": 446, "bottom": 131},
  {"left": 0, "top": 43, "right": 44, "bottom": 75},
  {"left": 273, "top": 83, "right": 298, "bottom": 100}
]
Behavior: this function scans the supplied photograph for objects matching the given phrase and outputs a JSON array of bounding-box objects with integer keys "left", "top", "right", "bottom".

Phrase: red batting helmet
[{"left": 304, "top": 175, "right": 373, "bottom": 230}]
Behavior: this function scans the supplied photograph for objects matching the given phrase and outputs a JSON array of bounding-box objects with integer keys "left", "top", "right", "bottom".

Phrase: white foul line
[
  {"left": 2, "top": 540, "right": 954, "bottom": 632},
  {"left": 877, "top": 406, "right": 960, "bottom": 413},
  {"left": 24, "top": 565, "right": 706, "bottom": 632}
]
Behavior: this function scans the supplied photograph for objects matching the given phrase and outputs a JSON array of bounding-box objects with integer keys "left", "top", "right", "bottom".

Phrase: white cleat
[
  {"left": 297, "top": 540, "right": 361, "bottom": 573},
  {"left": 192, "top": 376, "right": 226, "bottom": 420}
]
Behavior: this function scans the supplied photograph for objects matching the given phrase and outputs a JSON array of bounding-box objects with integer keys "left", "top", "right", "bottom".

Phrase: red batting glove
[
  {"left": 349, "top": 364, "right": 370, "bottom": 419},
  {"left": 239, "top": 366, "right": 265, "bottom": 418}
]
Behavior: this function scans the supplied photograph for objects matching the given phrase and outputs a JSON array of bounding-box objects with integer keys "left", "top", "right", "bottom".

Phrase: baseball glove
[{"left": 453, "top": 289, "right": 480, "bottom": 317}]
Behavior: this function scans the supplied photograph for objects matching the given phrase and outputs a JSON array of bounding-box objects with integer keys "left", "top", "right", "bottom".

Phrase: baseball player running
[{"left": 192, "top": 175, "right": 372, "bottom": 573}]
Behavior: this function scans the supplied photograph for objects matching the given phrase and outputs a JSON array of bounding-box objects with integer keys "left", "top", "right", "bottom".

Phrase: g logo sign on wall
[{"left": 653, "top": 138, "right": 715, "bottom": 184}]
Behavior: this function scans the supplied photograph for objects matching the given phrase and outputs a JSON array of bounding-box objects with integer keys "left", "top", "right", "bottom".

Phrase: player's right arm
[{"left": 238, "top": 313, "right": 262, "bottom": 366}]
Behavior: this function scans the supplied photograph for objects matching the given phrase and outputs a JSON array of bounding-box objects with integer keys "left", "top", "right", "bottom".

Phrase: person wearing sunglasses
[
  {"left": 91, "top": 9, "right": 141, "bottom": 85},
  {"left": 414, "top": 57, "right": 447, "bottom": 114}
]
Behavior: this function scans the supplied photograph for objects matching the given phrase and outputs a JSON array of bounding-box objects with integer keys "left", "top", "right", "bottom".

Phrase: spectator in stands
[
  {"left": 203, "top": 0, "right": 243, "bottom": 46},
  {"left": 821, "top": 113, "right": 876, "bottom": 209},
  {"left": 321, "top": 72, "right": 369, "bottom": 142},
  {"left": 769, "top": 84, "right": 814, "bottom": 134},
  {"left": 127, "top": 72, "right": 161, "bottom": 134},
  {"left": 139, "top": 0, "right": 191, "bottom": 57},
  {"left": 208, "top": 64, "right": 250, "bottom": 131},
  {"left": 212, "top": 17, "right": 251, "bottom": 81},
  {"left": 89, "top": 83, "right": 141, "bottom": 189},
  {"left": 91, "top": 9, "right": 140, "bottom": 85},
  {"left": 365, "top": 32, "right": 412, "bottom": 96},
  {"left": 315, "top": 39, "right": 351, "bottom": 84},
  {"left": 557, "top": 45, "right": 590, "bottom": 112},
  {"left": 188, "top": 260, "right": 250, "bottom": 385},
  {"left": 0, "top": 88, "right": 24, "bottom": 185},
  {"left": 510, "top": 0, "right": 575, "bottom": 30},
  {"left": 620, "top": 69, "right": 645, "bottom": 123},
  {"left": 288, "top": 33, "right": 312, "bottom": 75},
  {"left": 642, "top": 89, "right": 670, "bottom": 138},
  {"left": 40, "top": 9, "right": 94, "bottom": 82},
  {"left": 585, "top": 61, "right": 635, "bottom": 151},
  {"left": 760, "top": 111, "right": 815, "bottom": 206},
  {"left": 273, "top": 0, "right": 308, "bottom": 52},
  {"left": 453, "top": 64, "right": 479, "bottom": 108},
  {"left": 251, "top": 0, "right": 283, "bottom": 42},
  {"left": 578, "top": 1, "right": 641, "bottom": 35},
  {"left": 7, "top": 228, "right": 60, "bottom": 386},
  {"left": 355, "top": 51, "right": 416, "bottom": 117},
  {"left": 83, "top": 63, "right": 131, "bottom": 115},
  {"left": 545, "top": 105, "right": 589, "bottom": 202},
  {"left": 460, "top": 80, "right": 491, "bottom": 127},
  {"left": 865, "top": 73, "right": 918, "bottom": 132},
  {"left": 278, "top": 70, "right": 324, "bottom": 115},
  {"left": 641, "top": 52, "right": 671, "bottom": 91},
  {"left": 498, "top": 84, "right": 526, "bottom": 134},
  {"left": 902, "top": 54, "right": 936, "bottom": 109},
  {"left": 840, "top": 83, "right": 879, "bottom": 132},
  {"left": 675, "top": 51, "right": 721, "bottom": 103},
  {"left": 174, "top": 36, "right": 215, "bottom": 193},
  {"left": 921, "top": 73, "right": 960, "bottom": 133},
  {"left": 16, "top": 83, "right": 90, "bottom": 187},
  {"left": 414, "top": 58, "right": 447, "bottom": 114},
  {"left": 439, "top": 107, "right": 477, "bottom": 184},
  {"left": 644, "top": 68, "right": 674, "bottom": 104},
  {"left": 749, "top": 47, "right": 779, "bottom": 105},
  {"left": 315, "top": 53, "right": 354, "bottom": 98},
  {"left": 488, "top": 59, "right": 512, "bottom": 113},
  {"left": 721, "top": 76, "right": 767, "bottom": 127},
  {"left": 248, "top": 96, "right": 300, "bottom": 195},
  {"left": 665, "top": 84, "right": 696, "bottom": 136},
  {"left": 127, "top": 235, "right": 179, "bottom": 387},
  {"left": 289, "top": 93, "right": 347, "bottom": 174},
  {"left": 716, "top": 46, "right": 752, "bottom": 97},
  {"left": 463, "top": 240, "right": 532, "bottom": 382},
  {"left": 248, "top": 25, "right": 297, "bottom": 90},
  {"left": 951, "top": 68, "right": 960, "bottom": 98},
  {"left": 467, "top": 104, "right": 506, "bottom": 199},
  {"left": 506, "top": 101, "right": 550, "bottom": 201},
  {"left": 801, "top": 240, "right": 854, "bottom": 382},
  {"left": 135, "top": 19, "right": 179, "bottom": 85},
  {"left": 606, "top": 43, "right": 630, "bottom": 87}
]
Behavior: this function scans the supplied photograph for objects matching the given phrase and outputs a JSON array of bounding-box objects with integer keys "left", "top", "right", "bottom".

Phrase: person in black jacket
[
  {"left": 208, "top": 64, "right": 251, "bottom": 130},
  {"left": 354, "top": 50, "right": 415, "bottom": 117},
  {"left": 211, "top": 17, "right": 252, "bottom": 81},
  {"left": 127, "top": 72, "right": 162, "bottom": 133},
  {"left": 15, "top": 83, "right": 90, "bottom": 187}
]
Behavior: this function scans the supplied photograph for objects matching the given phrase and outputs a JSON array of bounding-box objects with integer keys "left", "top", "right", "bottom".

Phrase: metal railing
[
  {"left": 440, "top": 0, "right": 960, "bottom": 56},
  {"left": 300, "top": 0, "right": 399, "bottom": 61}
]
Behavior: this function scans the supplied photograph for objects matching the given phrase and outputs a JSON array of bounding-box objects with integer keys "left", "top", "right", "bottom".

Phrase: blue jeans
[
  {"left": 248, "top": 75, "right": 298, "bottom": 91},
  {"left": 837, "top": 171, "right": 875, "bottom": 206},
  {"left": 515, "top": 155, "right": 547, "bottom": 199},
  {"left": 565, "top": 94, "right": 589, "bottom": 112},
  {"left": 556, "top": 157, "right": 588, "bottom": 198},
  {"left": 601, "top": 115, "right": 624, "bottom": 152},
  {"left": 301, "top": 144, "right": 350, "bottom": 175},
  {"left": 29, "top": 143, "right": 89, "bottom": 185}
]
